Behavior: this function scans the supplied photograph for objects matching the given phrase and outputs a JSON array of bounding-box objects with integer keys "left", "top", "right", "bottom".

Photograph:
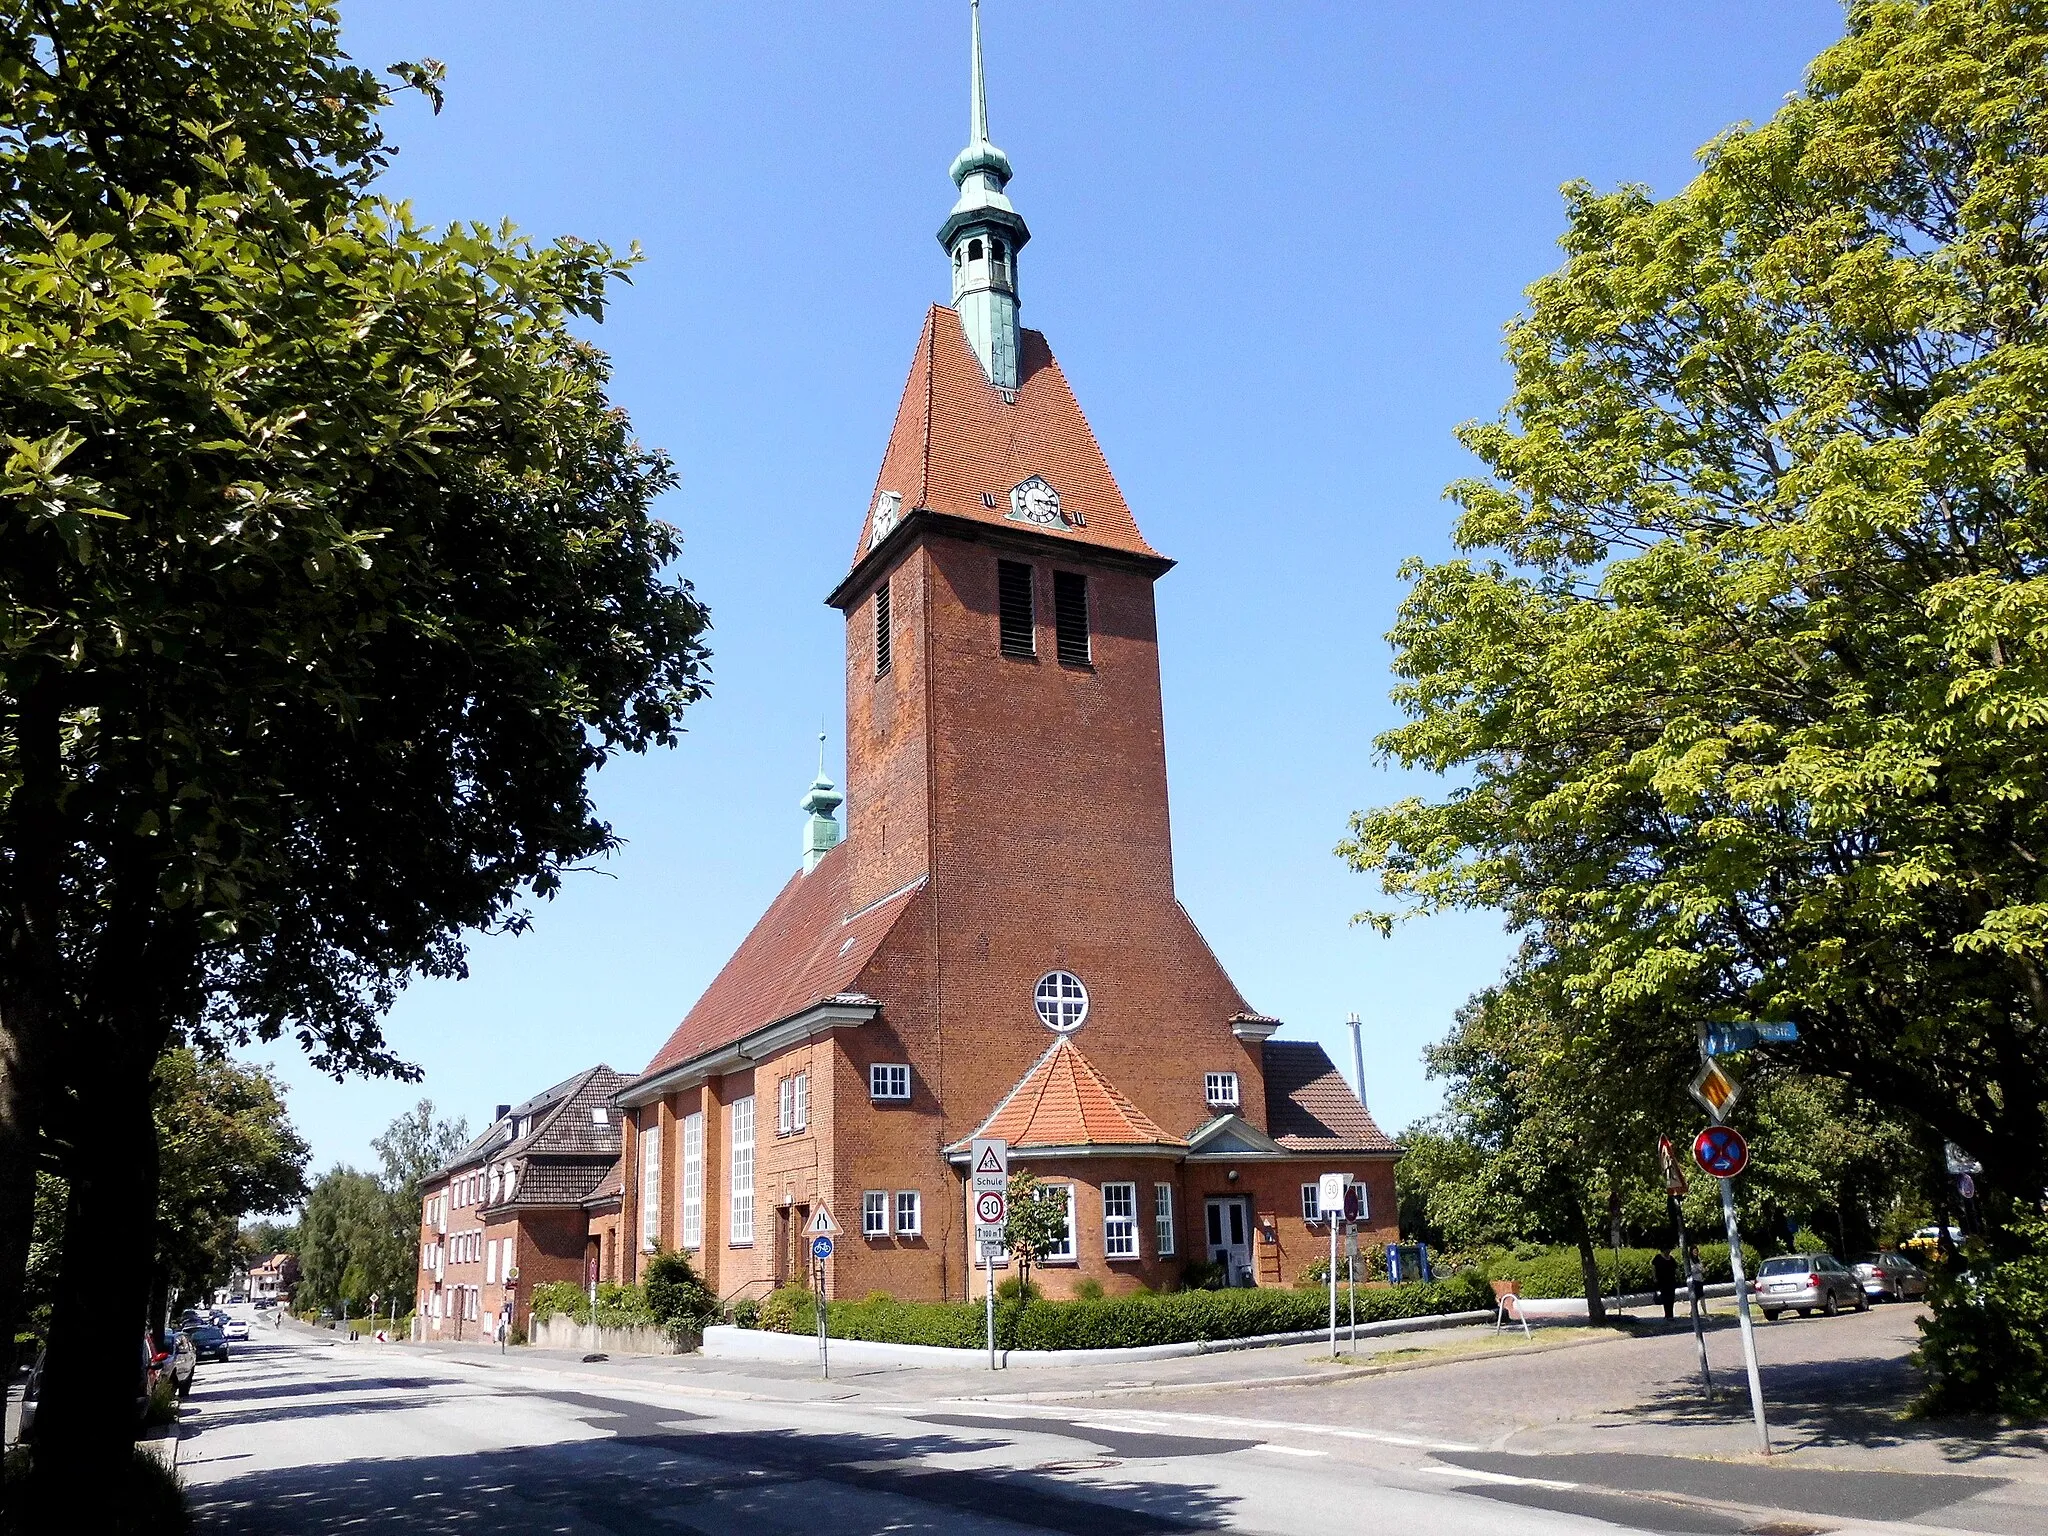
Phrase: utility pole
[{"left": 1347, "top": 1012, "right": 1367, "bottom": 1108}]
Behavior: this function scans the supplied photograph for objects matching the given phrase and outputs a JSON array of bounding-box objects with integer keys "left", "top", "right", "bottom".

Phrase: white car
[{"left": 224, "top": 1318, "right": 250, "bottom": 1341}]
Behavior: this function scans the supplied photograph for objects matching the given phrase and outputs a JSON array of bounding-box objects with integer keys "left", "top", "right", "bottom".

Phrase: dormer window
[{"left": 1205, "top": 1072, "right": 1240, "bottom": 1109}]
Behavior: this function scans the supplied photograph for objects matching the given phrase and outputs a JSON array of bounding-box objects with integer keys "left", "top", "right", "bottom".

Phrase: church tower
[{"left": 940, "top": 0, "right": 1028, "bottom": 389}]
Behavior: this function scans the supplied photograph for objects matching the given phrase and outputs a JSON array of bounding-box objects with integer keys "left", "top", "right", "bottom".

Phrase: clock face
[
  {"left": 1008, "top": 476, "right": 1064, "bottom": 528},
  {"left": 868, "top": 490, "right": 903, "bottom": 548}
]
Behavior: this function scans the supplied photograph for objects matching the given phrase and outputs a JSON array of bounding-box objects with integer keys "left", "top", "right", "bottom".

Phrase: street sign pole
[
  {"left": 1721, "top": 1174, "right": 1768, "bottom": 1454},
  {"left": 1696, "top": 1028, "right": 1769, "bottom": 1455},
  {"left": 1319, "top": 1173, "right": 1346, "bottom": 1357},
  {"left": 971, "top": 1138, "right": 1009, "bottom": 1371}
]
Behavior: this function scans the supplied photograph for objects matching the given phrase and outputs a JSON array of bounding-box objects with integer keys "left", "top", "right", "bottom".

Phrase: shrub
[
  {"left": 1073, "top": 1279, "right": 1105, "bottom": 1301},
  {"left": 1475, "top": 1244, "right": 1759, "bottom": 1300},
  {"left": 1792, "top": 1227, "right": 1833, "bottom": 1256},
  {"left": 644, "top": 1249, "right": 716, "bottom": 1328},
  {"left": 529, "top": 1282, "right": 583, "bottom": 1325},
  {"left": 728, "top": 1297, "right": 762, "bottom": 1329},
  {"left": 994, "top": 1276, "right": 1041, "bottom": 1302},
  {"left": 529, "top": 1280, "right": 658, "bottom": 1329},
  {"left": 757, "top": 1285, "right": 816, "bottom": 1334},
  {"left": 1913, "top": 1212, "right": 2048, "bottom": 1420}
]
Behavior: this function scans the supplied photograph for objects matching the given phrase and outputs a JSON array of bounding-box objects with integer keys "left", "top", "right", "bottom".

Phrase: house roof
[
  {"left": 628, "top": 847, "right": 923, "bottom": 1088},
  {"left": 851, "top": 307, "right": 1161, "bottom": 567},
  {"left": 583, "top": 1158, "right": 624, "bottom": 1209},
  {"left": 955, "top": 1037, "right": 1188, "bottom": 1151},
  {"left": 1262, "top": 1041, "right": 1398, "bottom": 1153},
  {"left": 435, "top": 1065, "right": 631, "bottom": 1183}
]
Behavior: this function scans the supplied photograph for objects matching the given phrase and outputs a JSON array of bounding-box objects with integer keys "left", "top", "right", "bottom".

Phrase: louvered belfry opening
[
  {"left": 998, "top": 559, "right": 1035, "bottom": 657},
  {"left": 1053, "top": 570, "right": 1090, "bottom": 666},
  {"left": 874, "top": 577, "right": 892, "bottom": 677}
]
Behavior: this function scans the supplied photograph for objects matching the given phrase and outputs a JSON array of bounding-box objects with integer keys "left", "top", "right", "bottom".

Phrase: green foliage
[
  {"left": 4, "top": 1446, "right": 191, "bottom": 1536},
  {"left": 1476, "top": 1243, "right": 1758, "bottom": 1299},
  {"left": 727, "top": 1297, "right": 762, "bottom": 1330},
  {"left": 1793, "top": 1227, "right": 1834, "bottom": 1256},
  {"left": 528, "top": 1281, "right": 657, "bottom": 1330},
  {"left": 1073, "top": 1278, "right": 1104, "bottom": 1301},
  {"left": 1341, "top": 0, "right": 2048, "bottom": 1218},
  {"left": 1003, "top": 1174, "right": 1071, "bottom": 1284},
  {"left": 1913, "top": 1212, "right": 2048, "bottom": 1419},
  {"left": 370, "top": 1103, "right": 470, "bottom": 1213},
  {"left": 642, "top": 1248, "right": 715, "bottom": 1328},
  {"left": 993, "top": 1276, "right": 1041, "bottom": 1302},
  {"left": 294, "top": 1168, "right": 409, "bottom": 1313},
  {"left": 756, "top": 1285, "right": 815, "bottom": 1335}
]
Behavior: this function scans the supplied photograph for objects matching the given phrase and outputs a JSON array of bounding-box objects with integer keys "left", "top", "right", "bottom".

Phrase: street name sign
[
  {"left": 1693, "top": 1125, "right": 1750, "bottom": 1179},
  {"left": 1704, "top": 1021, "right": 1800, "bottom": 1056}
]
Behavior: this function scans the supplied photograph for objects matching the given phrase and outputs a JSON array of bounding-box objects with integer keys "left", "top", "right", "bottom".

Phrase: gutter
[{"left": 613, "top": 994, "right": 881, "bottom": 1109}]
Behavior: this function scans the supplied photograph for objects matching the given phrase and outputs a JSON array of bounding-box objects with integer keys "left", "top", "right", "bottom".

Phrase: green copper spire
[
  {"left": 940, "top": 0, "right": 1029, "bottom": 390},
  {"left": 800, "top": 733, "right": 843, "bottom": 874}
]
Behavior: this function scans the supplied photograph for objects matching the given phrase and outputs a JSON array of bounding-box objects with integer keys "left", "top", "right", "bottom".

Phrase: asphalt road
[{"left": 176, "top": 1313, "right": 2045, "bottom": 1536}]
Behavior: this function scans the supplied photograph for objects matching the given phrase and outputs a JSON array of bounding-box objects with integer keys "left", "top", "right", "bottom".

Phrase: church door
[{"left": 1205, "top": 1197, "right": 1254, "bottom": 1286}]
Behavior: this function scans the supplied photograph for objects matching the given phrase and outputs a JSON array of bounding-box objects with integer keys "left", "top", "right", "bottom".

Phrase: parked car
[
  {"left": 17, "top": 1349, "right": 43, "bottom": 1441},
  {"left": 1754, "top": 1253, "right": 1869, "bottom": 1319},
  {"left": 1852, "top": 1251, "right": 1929, "bottom": 1302},
  {"left": 228, "top": 1293, "right": 248, "bottom": 1304},
  {"left": 252, "top": 1296, "right": 275, "bottom": 1310},
  {"left": 154, "top": 1331, "right": 198, "bottom": 1398},
  {"left": 185, "top": 1323, "right": 231, "bottom": 1363},
  {"left": 224, "top": 1317, "right": 250, "bottom": 1342}
]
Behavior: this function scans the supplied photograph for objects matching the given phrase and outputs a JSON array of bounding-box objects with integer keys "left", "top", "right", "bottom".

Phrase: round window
[{"left": 1034, "top": 971, "right": 1089, "bottom": 1034}]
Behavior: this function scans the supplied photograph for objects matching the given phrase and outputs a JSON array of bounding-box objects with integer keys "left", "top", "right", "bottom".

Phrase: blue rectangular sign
[{"left": 1705, "top": 1021, "right": 1799, "bottom": 1056}]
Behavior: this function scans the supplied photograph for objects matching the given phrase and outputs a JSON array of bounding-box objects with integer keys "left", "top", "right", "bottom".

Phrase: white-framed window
[
  {"left": 777, "top": 1076, "right": 794, "bottom": 1137},
  {"left": 863, "top": 1190, "right": 890, "bottom": 1237},
  {"left": 870, "top": 1063, "right": 910, "bottom": 1101},
  {"left": 591, "top": 1106, "right": 609, "bottom": 1125},
  {"left": 1205, "top": 1072, "right": 1240, "bottom": 1109},
  {"left": 793, "top": 1071, "right": 809, "bottom": 1133},
  {"left": 681, "top": 1111, "right": 704, "bottom": 1250},
  {"left": 1301, "top": 1182, "right": 1322, "bottom": 1223},
  {"left": 1043, "top": 1185, "right": 1077, "bottom": 1262},
  {"left": 639, "top": 1123, "right": 661, "bottom": 1251},
  {"left": 486, "top": 1239, "right": 498, "bottom": 1283},
  {"left": 730, "top": 1096, "right": 755, "bottom": 1245},
  {"left": 1103, "top": 1182, "right": 1138, "bottom": 1259},
  {"left": 1154, "top": 1184, "right": 1176, "bottom": 1256},
  {"left": 504, "top": 1165, "right": 518, "bottom": 1201},
  {"left": 895, "top": 1191, "right": 921, "bottom": 1236}
]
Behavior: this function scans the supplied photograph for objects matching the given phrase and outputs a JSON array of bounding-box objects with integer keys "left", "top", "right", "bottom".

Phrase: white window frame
[
  {"left": 895, "top": 1190, "right": 921, "bottom": 1236},
  {"left": 870, "top": 1063, "right": 910, "bottom": 1101},
  {"left": 777, "top": 1076, "right": 794, "bottom": 1137},
  {"left": 1103, "top": 1182, "right": 1138, "bottom": 1260},
  {"left": 1154, "top": 1183, "right": 1176, "bottom": 1256},
  {"left": 681, "top": 1111, "right": 704, "bottom": 1250},
  {"left": 863, "top": 1190, "right": 890, "bottom": 1237},
  {"left": 1205, "top": 1072, "right": 1240, "bottom": 1109},
  {"left": 793, "top": 1071, "right": 809, "bottom": 1133},
  {"left": 1042, "top": 1185, "right": 1078, "bottom": 1263},
  {"left": 639, "top": 1124, "right": 661, "bottom": 1251},
  {"left": 730, "top": 1096, "right": 755, "bottom": 1246},
  {"left": 485, "top": 1239, "right": 498, "bottom": 1284},
  {"left": 1301, "top": 1182, "right": 1322, "bottom": 1223}
]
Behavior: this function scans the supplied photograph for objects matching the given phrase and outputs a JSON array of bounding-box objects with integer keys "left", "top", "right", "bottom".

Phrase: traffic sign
[
  {"left": 811, "top": 1235, "right": 834, "bottom": 1261},
  {"left": 971, "top": 1138, "right": 1008, "bottom": 1192},
  {"left": 1693, "top": 1125, "right": 1750, "bottom": 1179},
  {"left": 1704, "top": 1022, "right": 1799, "bottom": 1056},
  {"left": 976, "top": 1190, "right": 1007, "bottom": 1226},
  {"left": 1657, "top": 1136, "right": 1689, "bottom": 1199},
  {"left": 1318, "top": 1172, "right": 1347, "bottom": 1214},
  {"left": 806, "top": 1205, "right": 838, "bottom": 1237},
  {"left": 1690, "top": 1060, "right": 1741, "bottom": 1121}
]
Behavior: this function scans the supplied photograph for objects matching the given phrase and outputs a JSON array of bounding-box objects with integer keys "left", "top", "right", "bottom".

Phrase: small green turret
[{"left": 800, "top": 733, "right": 843, "bottom": 873}]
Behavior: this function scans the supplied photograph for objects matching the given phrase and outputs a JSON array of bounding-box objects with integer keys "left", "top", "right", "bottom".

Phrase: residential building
[
  {"left": 414, "top": 1066, "right": 628, "bottom": 1337},
  {"left": 613, "top": 13, "right": 1398, "bottom": 1304}
]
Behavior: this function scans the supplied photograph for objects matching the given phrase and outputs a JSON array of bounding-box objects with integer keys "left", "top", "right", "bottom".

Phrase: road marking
[
  {"left": 1420, "top": 1464, "right": 1578, "bottom": 1491},
  {"left": 1255, "top": 1444, "right": 1327, "bottom": 1457},
  {"left": 940, "top": 1404, "right": 1477, "bottom": 1453}
]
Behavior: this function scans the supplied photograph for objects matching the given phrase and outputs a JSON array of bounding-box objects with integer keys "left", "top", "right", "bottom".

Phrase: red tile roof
[
  {"left": 1262, "top": 1042, "right": 1398, "bottom": 1153},
  {"left": 854, "top": 306, "right": 1160, "bottom": 565},
  {"left": 633, "top": 846, "right": 922, "bottom": 1082},
  {"left": 960, "top": 1037, "right": 1188, "bottom": 1150}
]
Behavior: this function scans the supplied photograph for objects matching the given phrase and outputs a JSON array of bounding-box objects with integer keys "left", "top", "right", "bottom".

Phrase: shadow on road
[{"left": 191, "top": 1389, "right": 1242, "bottom": 1535}]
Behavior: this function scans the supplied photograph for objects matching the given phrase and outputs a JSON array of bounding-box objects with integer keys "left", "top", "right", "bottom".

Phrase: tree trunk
[
  {"left": 30, "top": 1045, "right": 160, "bottom": 1498},
  {"left": 1571, "top": 1208, "right": 1608, "bottom": 1324},
  {"left": 0, "top": 990, "right": 48, "bottom": 1370}
]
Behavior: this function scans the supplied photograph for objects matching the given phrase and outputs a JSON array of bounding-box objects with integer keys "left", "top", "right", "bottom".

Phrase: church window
[
  {"left": 777, "top": 1076, "right": 794, "bottom": 1136},
  {"left": 968, "top": 237, "right": 984, "bottom": 260},
  {"left": 863, "top": 1190, "right": 889, "bottom": 1237},
  {"left": 1154, "top": 1184, "right": 1177, "bottom": 1255},
  {"left": 870, "top": 1063, "right": 911, "bottom": 1102},
  {"left": 998, "top": 560, "right": 1035, "bottom": 657},
  {"left": 1054, "top": 571, "right": 1090, "bottom": 666},
  {"left": 681, "top": 1112, "right": 703, "bottom": 1250},
  {"left": 730, "top": 1096, "right": 755, "bottom": 1245},
  {"left": 793, "top": 1071, "right": 809, "bottom": 1133},
  {"left": 874, "top": 579, "right": 891, "bottom": 677},
  {"left": 1205, "top": 1072, "right": 1240, "bottom": 1109},
  {"left": 638, "top": 1124, "right": 660, "bottom": 1251},
  {"left": 1103, "top": 1182, "right": 1138, "bottom": 1259}
]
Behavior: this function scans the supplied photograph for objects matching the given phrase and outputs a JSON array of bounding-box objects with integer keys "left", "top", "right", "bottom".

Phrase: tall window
[
  {"left": 1154, "top": 1184, "right": 1176, "bottom": 1256},
  {"left": 681, "top": 1112, "right": 704, "bottom": 1250},
  {"left": 1300, "top": 1183, "right": 1322, "bottom": 1223},
  {"left": 998, "top": 560, "right": 1035, "bottom": 657},
  {"left": 777, "top": 1076, "right": 794, "bottom": 1137},
  {"left": 896, "top": 1191, "right": 921, "bottom": 1236},
  {"left": 638, "top": 1123, "right": 660, "bottom": 1251},
  {"left": 1044, "top": 1185, "right": 1077, "bottom": 1262},
  {"left": 485, "top": 1240, "right": 498, "bottom": 1284},
  {"left": 863, "top": 1190, "right": 889, "bottom": 1237},
  {"left": 793, "top": 1072, "right": 809, "bottom": 1133},
  {"left": 874, "top": 579, "right": 892, "bottom": 676},
  {"left": 1103, "top": 1182, "right": 1138, "bottom": 1259},
  {"left": 730, "top": 1096, "right": 755, "bottom": 1245},
  {"left": 1053, "top": 571, "right": 1090, "bottom": 666}
]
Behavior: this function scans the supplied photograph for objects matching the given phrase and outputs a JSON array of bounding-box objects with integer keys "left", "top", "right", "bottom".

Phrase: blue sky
[{"left": 254, "top": 0, "right": 1849, "bottom": 1179}]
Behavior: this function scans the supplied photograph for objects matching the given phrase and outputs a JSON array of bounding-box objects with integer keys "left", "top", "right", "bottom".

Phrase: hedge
[
  {"left": 748, "top": 1273, "right": 1492, "bottom": 1351},
  {"left": 1475, "top": 1244, "right": 1761, "bottom": 1300}
]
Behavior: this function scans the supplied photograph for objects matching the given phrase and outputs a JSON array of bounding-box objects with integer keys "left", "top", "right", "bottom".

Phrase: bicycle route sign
[
  {"left": 1693, "top": 1124, "right": 1750, "bottom": 1180},
  {"left": 811, "top": 1235, "right": 834, "bottom": 1261}
]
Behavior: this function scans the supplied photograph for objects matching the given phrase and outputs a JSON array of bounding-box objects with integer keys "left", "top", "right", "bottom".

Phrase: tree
[
  {"left": 1342, "top": 1, "right": 2048, "bottom": 1230},
  {"left": 371, "top": 1099, "right": 470, "bottom": 1212},
  {"left": 1002, "top": 1173, "right": 1070, "bottom": 1294},
  {"left": 296, "top": 1167, "right": 411, "bottom": 1315},
  {"left": 0, "top": 0, "right": 708, "bottom": 1484},
  {"left": 151, "top": 1049, "right": 309, "bottom": 1319}
]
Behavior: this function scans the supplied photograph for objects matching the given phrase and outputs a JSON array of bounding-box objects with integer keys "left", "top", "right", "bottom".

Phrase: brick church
[{"left": 616, "top": 4, "right": 1396, "bottom": 1303}]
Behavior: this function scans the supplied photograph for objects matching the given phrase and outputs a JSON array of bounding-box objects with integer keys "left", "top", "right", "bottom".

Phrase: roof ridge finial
[{"left": 970, "top": 0, "right": 989, "bottom": 144}]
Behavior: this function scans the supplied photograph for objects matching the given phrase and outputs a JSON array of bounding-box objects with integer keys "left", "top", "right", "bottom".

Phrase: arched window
[
  {"left": 968, "top": 237, "right": 983, "bottom": 261},
  {"left": 991, "top": 240, "right": 1005, "bottom": 262}
]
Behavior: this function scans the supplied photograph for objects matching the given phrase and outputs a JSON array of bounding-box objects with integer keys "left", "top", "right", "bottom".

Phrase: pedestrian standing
[
  {"left": 1652, "top": 1247, "right": 1680, "bottom": 1321},
  {"left": 1686, "top": 1243, "right": 1706, "bottom": 1306}
]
